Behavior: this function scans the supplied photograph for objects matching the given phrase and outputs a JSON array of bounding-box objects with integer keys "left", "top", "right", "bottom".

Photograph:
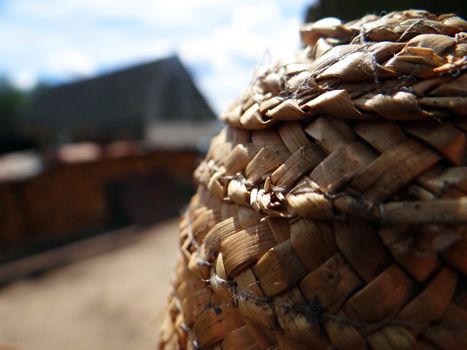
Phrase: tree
[
  {"left": 305, "top": 0, "right": 467, "bottom": 23},
  {"left": 0, "top": 78, "right": 31, "bottom": 123}
]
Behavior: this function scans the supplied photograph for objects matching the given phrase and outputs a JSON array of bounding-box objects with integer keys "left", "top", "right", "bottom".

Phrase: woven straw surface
[{"left": 160, "top": 10, "right": 467, "bottom": 350}]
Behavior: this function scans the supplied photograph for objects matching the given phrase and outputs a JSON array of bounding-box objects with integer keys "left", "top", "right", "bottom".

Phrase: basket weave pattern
[{"left": 160, "top": 11, "right": 467, "bottom": 349}]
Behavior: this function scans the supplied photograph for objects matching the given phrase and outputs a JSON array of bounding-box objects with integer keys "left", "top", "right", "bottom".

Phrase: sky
[{"left": 0, "top": 0, "right": 313, "bottom": 113}]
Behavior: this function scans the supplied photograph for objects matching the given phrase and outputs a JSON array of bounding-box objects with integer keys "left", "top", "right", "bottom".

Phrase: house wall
[{"left": 0, "top": 147, "right": 200, "bottom": 262}]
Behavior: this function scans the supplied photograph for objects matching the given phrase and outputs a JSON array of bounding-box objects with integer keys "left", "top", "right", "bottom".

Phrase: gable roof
[{"left": 22, "top": 55, "right": 216, "bottom": 127}]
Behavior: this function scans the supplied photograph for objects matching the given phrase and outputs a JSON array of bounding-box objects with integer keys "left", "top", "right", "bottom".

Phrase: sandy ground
[{"left": 0, "top": 220, "right": 180, "bottom": 350}]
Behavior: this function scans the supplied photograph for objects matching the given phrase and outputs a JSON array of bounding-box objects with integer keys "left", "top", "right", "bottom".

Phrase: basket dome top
[{"left": 221, "top": 10, "right": 467, "bottom": 130}]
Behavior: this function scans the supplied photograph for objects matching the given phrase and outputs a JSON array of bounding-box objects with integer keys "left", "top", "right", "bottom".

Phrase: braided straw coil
[{"left": 160, "top": 10, "right": 467, "bottom": 350}]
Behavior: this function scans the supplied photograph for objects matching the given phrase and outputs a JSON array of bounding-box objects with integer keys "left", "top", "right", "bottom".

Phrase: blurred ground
[{"left": 0, "top": 219, "right": 179, "bottom": 350}]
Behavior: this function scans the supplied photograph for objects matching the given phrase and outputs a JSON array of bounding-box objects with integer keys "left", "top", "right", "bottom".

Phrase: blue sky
[{"left": 0, "top": 0, "right": 313, "bottom": 113}]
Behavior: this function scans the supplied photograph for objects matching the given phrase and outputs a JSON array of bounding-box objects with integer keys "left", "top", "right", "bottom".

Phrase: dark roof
[{"left": 22, "top": 55, "right": 216, "bottom": 127}]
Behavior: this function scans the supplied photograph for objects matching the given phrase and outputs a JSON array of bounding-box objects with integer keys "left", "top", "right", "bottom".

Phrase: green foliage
[
  {"left": 0, "top": 78, "right": 31, "bottom": 123},
  {"left": 306, "top": 0, "right": 467, "bottom": 22}
]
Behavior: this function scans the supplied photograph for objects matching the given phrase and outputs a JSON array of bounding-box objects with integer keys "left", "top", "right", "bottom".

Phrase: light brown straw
[{"left": 160, "top": 10, "right": 467, "bottom": 350}]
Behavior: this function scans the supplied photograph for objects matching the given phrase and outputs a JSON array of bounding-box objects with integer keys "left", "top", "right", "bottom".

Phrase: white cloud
[
  {"left": 8, "top": 0, "right": 223, "bottom": 28},
  {"left": 10, "top": 69, "right": 38, "bottom": 90},
  {"left": 175, "top": 2, "right": 305, "bottom": 111},
  {"left": 46, "top": 48, "right": 96, "bottom": 78}
]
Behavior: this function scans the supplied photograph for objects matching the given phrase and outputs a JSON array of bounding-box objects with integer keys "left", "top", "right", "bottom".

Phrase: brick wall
[{"left": 0, "top": 148, "right": 199, "bottom": 261}]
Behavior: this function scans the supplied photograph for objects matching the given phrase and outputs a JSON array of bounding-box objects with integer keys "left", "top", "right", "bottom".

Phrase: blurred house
[
  {"left": 18, "top": 55, "right": 217, "bottom": 147},
  {"left": 0, "top": 56, "right": 220, "bottom": 265}
]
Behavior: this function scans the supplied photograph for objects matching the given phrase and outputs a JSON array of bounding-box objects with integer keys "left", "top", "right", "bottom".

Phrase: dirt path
[{"left": 0, "top": 220, "right": 179, "bottom": 350}]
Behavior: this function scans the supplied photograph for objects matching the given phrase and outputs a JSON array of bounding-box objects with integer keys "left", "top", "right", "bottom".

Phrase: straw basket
[{"left": 160, "top": 10, "right": 467, "bottom": 349}]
